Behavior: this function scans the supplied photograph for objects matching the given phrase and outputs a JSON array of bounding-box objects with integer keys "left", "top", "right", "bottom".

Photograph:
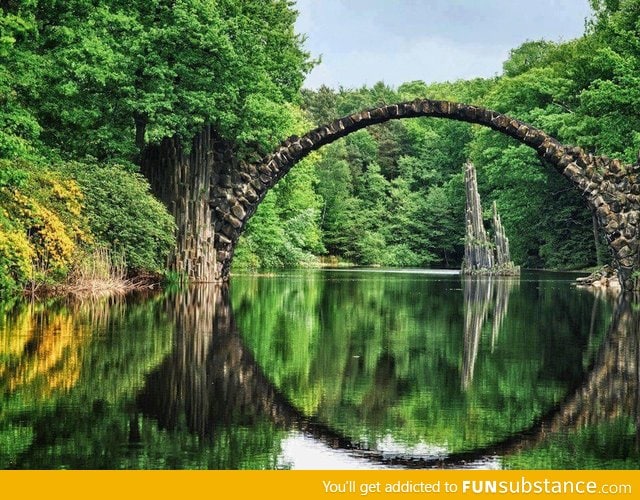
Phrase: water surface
[{"left": 1, "top": 269, "right": 638, "bottom": 469}]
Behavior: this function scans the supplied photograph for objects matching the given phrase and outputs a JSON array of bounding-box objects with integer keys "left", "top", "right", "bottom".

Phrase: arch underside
[{"left": 209, "top": 99, "right": 640, "bottom": 290}]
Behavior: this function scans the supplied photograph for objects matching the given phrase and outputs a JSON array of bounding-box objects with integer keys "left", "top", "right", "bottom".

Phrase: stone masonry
[{"left": 195, "top": 100, "right": 640, "bottom": 290}]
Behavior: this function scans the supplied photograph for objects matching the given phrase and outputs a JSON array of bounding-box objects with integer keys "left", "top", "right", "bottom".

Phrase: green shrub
[{"left": 65, "top": 163, "right": 175, "bottom": 273}]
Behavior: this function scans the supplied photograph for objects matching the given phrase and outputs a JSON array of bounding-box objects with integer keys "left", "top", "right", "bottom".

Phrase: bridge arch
[{"left": 207, "top": 99, "right": 640, "bottom": 289}]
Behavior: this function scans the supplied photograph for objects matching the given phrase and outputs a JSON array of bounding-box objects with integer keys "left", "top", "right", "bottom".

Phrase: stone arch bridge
[{"left": 142, "top": 100, "right": 640, "bottom": 290}]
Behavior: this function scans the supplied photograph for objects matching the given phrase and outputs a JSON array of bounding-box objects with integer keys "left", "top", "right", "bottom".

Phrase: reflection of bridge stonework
[
  {"left": 137, "top": 285, "right": 638, "bottom": 468},
  {"left": 143, "top": 100, "right": 640, "bottom": 290},
  {"left": 136, "top": 286, "right": 355, "bottom": 449},
  {"left": 549, "top": 297, "right": 639, "bottom": 431}
]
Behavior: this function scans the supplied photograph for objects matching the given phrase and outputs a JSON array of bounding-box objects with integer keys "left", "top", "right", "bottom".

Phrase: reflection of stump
[
  {"left": 462, "top": 162, "right": 519, "bottom": 275},
  {"left": 461, "top": 277, "right": 518, "bottom": 389},
  {"left": 462, "top": 278, "right": 492, "bottom": 390}
]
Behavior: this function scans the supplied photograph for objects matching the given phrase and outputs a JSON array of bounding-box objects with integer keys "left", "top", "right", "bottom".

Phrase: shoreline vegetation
[
  {"left": 2, "top": 1, "right": 638, "bottom": 300},
  {"left": 22, "top": 248, "right": 163, "bottom": 299}
]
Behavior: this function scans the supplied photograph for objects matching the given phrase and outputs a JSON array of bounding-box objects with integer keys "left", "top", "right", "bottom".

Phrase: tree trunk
[
  {"left": 134, "top": 112, "right": 147, "bottom": 152},
  {"left": 141, "top": 125, "right": 233, "bottom": 282}
]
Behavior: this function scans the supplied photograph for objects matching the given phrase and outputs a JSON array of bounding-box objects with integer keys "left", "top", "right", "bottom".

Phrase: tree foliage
[
  {"left": 0, "top": 0, "right": 311, "bottom": 292},
  {"left": 4, "top": 0, "right": 640, "bottom": 285},
  {"left": 239, "top": 2, "right": 640, "bottom": 271}
]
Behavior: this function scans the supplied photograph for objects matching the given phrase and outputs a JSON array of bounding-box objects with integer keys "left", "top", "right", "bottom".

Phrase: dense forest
[{"left": 2, "top": 0, "right": 640, "bottom": 295}]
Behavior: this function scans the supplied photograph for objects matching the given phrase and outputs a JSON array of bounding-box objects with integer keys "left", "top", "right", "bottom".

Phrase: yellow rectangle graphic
[{"left": 1, "top": 470, "right": 637, "bottom": 500}]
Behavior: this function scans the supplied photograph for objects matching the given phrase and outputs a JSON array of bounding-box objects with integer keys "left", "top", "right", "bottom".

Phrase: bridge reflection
[
  {"left": 136, "top": 283, "right": 638, "bottom": 468},
  {"left": 137, "top": 285, "right": 354, "bottom": 448}
]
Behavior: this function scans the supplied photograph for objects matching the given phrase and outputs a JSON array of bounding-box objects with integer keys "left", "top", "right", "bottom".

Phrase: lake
[{"left": 1, "top": 269, "right": 638, "bottom": 469}]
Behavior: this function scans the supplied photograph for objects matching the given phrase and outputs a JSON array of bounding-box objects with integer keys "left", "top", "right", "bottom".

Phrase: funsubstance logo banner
[{"left": 1, "top": 470, "right": 637, "bottom": 500}]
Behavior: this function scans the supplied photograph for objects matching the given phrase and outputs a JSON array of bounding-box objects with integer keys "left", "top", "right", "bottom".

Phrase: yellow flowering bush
[
  {"left": 0, "top": 227, "right": 33, "bottom": 294},
  {"left": 0, "top": 159, "right": 89, "bottom": 292},
  {"left": 1, "top": 158, "right": 173, "bottom": 294}
]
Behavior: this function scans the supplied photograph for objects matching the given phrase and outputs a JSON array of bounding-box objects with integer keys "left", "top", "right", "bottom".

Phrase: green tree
[{"left": 10, "top": 0, "right": 311, "bottom": 162}]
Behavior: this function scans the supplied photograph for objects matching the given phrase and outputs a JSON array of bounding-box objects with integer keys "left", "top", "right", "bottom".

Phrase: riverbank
[{"left": 24, "top": 274, "right": 162, "bottom": 300}]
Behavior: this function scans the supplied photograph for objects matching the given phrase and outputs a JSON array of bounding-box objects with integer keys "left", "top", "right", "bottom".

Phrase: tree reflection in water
[
  {"left": 137, "top": 280, "right": 638, "bottom": 468},
  {"left": 1, "top": 274, "right": 636, "bottom": 469}
]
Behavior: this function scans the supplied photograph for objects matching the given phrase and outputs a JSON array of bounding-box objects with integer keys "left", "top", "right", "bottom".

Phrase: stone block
[
  {"left": 216, "top": 233, "right": 232, "bottom": 245},
  {"left": 461, "top": 105, "right": 477, "bottom": 120},
  {"left": 617, "top": 245, "right": 633, "bottom": 259},
  {"left": 611, "top": 236, "right": 629, "bottom": 252},
  {"left": 221, "top": 223, "right": 235, "bottom": 237},
  {"left": 245, "top": 186, "right": 258, "bottom": 203},
  {"left": 231, "top": 203, "right": 246, "bottom": 220},
  {"left": 250, "top": 178, "right": 264, "bottom": 191},
  {"left": 400, "top": 103, "right": 413, "bottom": 115},
  {"left": 609, "top": 159, "right": 623, "bottom": 174},
  {"left": 258, "top": 163, "right": 272, "bottom": 175},
  {"left": 575, "top": 157, "right": 588, "bottom": 172},
  {"left": 605, "top": 219, "right": 619, "bottom": 232},
  {"left": 313, "top": 127, "right": 327, "bottom": 140},
  {"left": 596, "top": 204, "right": 611, "bottom": 220},
  {"left": 516, "top": 124, "right": 529, "bottom": 138},
  {"left": 482, "top": 109, "right": 497, "bottom": 123},
  {"left": 370, "top": 107, "right": 385, "bottom": 119},
  {"left": 492, "top": 114, "right": 509, "bottom": 128},
  {"left": 524, "top": 129, "right": 546, "bottom": 146},
  {"left": 627, "top": 194, "right": 640, "bottom": 205},
  {"left": 506, "top": 119, "right": 520, "bottom": 134},
  {"left": 280, "top": 149, "right": 293, "bottom": 162},
  {"left": 225, "top": 214, "right": 242, "bottom": 229},
  {"left": 563, "top": 163, "right": 583, "bottom": 180}
]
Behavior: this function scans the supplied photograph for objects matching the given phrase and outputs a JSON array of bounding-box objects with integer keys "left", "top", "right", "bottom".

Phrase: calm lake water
[{"left": 1, "top": 269, "right": 638, "bottom": 469}]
